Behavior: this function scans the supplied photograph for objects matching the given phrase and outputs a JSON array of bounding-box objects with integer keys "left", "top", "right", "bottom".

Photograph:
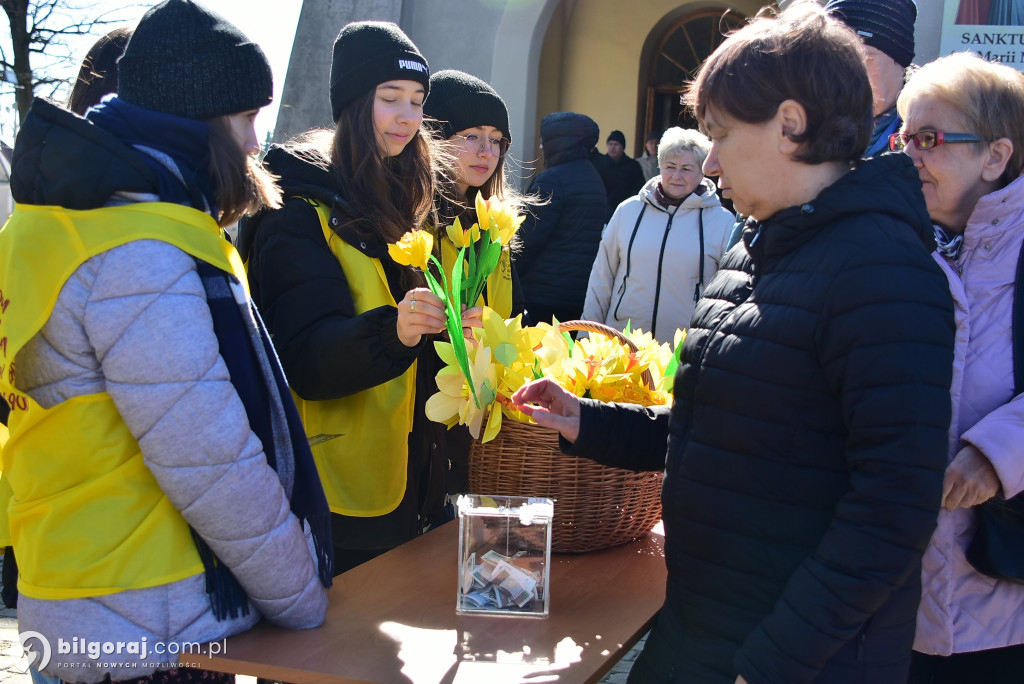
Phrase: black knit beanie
[
  {"left": 118, "top": 0, "right": 273, "bottom": 120},
  {"left": 330, "top": 21, "right": 430, "bottom": 122},
  {"left": 825, "top": 0, "right": 917, "bottom": 67},
  {"left": 607, "top": 130, "right": 626, "bottom": 146},
  {"left": 424, "top": 69, "right": 510, "bottom": 141}
]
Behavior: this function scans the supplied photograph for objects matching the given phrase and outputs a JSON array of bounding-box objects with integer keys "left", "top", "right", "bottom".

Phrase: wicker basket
[{"left": 469, "top": 320, "right": 664, "bottom": 553}]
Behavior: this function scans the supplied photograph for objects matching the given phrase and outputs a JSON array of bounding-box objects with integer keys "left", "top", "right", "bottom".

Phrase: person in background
[
  {"left": 0, "top": 1, "right": 332, "bottom": 682},
  {"left": 67, "top": 26, "right": 133, "bottom": 115},
  {"left": 892, "top": 52, "right": 1024, "bottom": 684},
  {"left": 516, "top": 111, "right": 606, "bottom": 325},
  {"left": 638, "top": 130, "right": 661, "bottom": 181},
  {"left": 825, "top": 0, "right": 917, "bottom": 158},
  {"left": 582, "top": 127, "right": 733, "bottom": 341},
  {"left": 423, "top": 69, "right": 532, "bottom": 493},
  {"left": 600, "top": 129, "right": 646, "bottom": 221},
  {"left": 238, "top": 21, "right": 472, "bottom": 574},
  {"left": 512, "top": 4, "right": 955, "bottom": 681}
]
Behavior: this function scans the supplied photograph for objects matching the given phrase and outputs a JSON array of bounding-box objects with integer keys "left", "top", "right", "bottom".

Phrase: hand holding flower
[
  {"left": 512, "top": 378, "right": 582, "bottom": 444},
  {"left": 461, "top": 305, "right": 484, "bottom": 348},
  {"left": 397, "top": 287, "right": 447, "bottom": 347}
]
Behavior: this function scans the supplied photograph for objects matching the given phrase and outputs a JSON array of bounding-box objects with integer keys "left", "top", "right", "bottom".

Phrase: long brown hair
[
  {"left": 67, "top": 27, "right": 133, "bottom": 116},
  {"left": 329, "top": 89, "right": 449, "bottom": 290},
  {"left": 206, "top": 116, "right": 283, "bottom": 227}
]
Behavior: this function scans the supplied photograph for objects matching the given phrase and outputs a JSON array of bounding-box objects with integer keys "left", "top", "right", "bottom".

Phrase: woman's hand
[
  {"left": 397, "top": 287, "right": 447, "bottom": 347},
  {"left": 942, "top": 444, "right": 1001, "bottom": 510},
  {"left": 461, "top": 305, "right": 484, "bottom": 348},
  {"left": 512, "top": 378, "right": 582, "bottom": 443}
]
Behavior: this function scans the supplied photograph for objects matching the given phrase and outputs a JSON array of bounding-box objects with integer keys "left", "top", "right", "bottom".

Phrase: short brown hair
[
  {"left": 206, "top": 116, "right": 282, "bottom": 227},
  {"left": 898, "top": 52, "right": 1024, "bottom": 188},
  {"left": 685, "top": 2, "right": 872, "bottom": 165}
]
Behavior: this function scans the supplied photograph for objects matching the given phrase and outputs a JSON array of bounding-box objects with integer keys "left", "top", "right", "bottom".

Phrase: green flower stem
[{"left": 427, "top": 253, "right": 481, "bottom": 409}]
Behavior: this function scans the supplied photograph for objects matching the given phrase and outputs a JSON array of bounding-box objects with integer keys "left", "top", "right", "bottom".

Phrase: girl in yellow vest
[
  {"left": 421, "top": 69, "right": 536, "bottom": 493},
  {"left": 237, "top": 22, "right": 476, "bottom": 574},
  {"left": 0, "top": 1, "right": 333, "bottom": 681}
]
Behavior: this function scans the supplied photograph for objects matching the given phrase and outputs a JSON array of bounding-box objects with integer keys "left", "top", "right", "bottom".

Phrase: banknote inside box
[{"left": 456, "top": 494, "right": 553, "bottom": 618}]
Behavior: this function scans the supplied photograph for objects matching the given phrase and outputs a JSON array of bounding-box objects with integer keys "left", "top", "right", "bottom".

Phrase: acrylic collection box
[{"left": 456, "top": 494, "right": 553, "bottom": 618}]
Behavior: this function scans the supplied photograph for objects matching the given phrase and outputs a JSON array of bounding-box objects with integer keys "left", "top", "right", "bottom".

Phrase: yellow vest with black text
[
  {"left": 292, "top": 202, "right": 416, "bottom": 516},
  {"left": 0, "top": 203, "right": 245, "bottom": 599}
]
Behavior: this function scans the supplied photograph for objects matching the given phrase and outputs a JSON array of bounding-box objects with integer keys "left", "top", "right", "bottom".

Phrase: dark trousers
[{"left": 908, "top": 644, "right": 1024, "bottom": 684}]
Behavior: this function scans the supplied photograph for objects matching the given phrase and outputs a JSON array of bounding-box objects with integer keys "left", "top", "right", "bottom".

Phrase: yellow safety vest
[
  {"left": 0, "top": 426, "right": 8, "bottom": 547},
  {"left": 0, "top": 202, "right": 245, "bottom": 599},
  {"left": 290, "top": 202, "right": 416, "bottom": 516}
]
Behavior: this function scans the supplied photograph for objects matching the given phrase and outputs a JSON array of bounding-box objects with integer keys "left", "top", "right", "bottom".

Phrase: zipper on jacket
[
  {"left": 612, "top": 204, "right": 649, "bottom": 322},
  {"left": 650, "top": 205, "right": 679, "bottom": 335}
]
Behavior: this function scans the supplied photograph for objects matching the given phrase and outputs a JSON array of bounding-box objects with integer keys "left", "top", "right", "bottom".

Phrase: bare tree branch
[{"left": 1, "top": 0, "right": 142, "bottom": 126}]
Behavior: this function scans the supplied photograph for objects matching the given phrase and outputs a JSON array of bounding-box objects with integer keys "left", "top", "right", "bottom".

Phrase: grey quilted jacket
[{"left": 8, "top": 99, "right": 327, "bottom": 683}]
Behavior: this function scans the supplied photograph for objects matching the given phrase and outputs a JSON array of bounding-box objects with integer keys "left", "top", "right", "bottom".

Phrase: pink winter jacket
[{"left": 915, "top": 174, "right": 1024, "bottom": 655}]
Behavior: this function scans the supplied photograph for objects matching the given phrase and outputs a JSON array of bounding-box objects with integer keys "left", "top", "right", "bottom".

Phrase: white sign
[{"left": 939, "top": 0, "right": 1024, "bottom": 70}]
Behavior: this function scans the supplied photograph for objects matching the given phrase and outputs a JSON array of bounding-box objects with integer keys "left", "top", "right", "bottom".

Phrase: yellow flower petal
[
  {"left": 482, "top": 403, "right": 503, "bottom": 443},
  {"left": 388, "top": 230, "right": 434, "bottom": 269}
]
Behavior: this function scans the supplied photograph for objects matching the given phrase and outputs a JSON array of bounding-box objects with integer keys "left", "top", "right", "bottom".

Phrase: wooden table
[{"left": 194, "top": 522, "right": 666, "bottom": 684}]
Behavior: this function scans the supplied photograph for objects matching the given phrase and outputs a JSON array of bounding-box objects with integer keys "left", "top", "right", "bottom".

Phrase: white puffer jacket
[{"left": 582, "top": 176, "right": 734, "bottom": 341}]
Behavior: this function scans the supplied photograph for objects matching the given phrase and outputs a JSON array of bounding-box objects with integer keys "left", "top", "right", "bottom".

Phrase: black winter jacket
[
  {"left": 237, "top": 146, "right": 450, "bottom": 552},
  {"left": 566, "top": 154, "right": 955, "bottom": 683},
  {"left": 599, "top": 153, "right": 646, "bottom": 221},
  {"left": 518, "top": 112, "right": 607, "bottom": 324}
]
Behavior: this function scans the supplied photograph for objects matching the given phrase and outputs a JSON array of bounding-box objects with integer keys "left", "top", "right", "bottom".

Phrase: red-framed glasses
[{"left": 889, "top": 130, "right": 983, "bottom": 152}]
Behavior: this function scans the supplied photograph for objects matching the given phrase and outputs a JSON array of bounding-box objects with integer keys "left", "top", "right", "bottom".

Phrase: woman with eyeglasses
[
  {"left": 422, "top": 69, "right": 533, "bottom": 493},
  {"left": 238, "top": 22, "right": 473, "bottom": 574},
  {"left": 424, "top": 69, "right": 527, "bottom": 326},
  {"left": 892, "top": 52, "right": 1024, "bottom": 684}
]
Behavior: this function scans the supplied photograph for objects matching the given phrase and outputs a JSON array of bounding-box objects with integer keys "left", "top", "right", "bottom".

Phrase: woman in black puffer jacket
[{"left": 512, "top": 5, "right": 955, "bottom": 683}]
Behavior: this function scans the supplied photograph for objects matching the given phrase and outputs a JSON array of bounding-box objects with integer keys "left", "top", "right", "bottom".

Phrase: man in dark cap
[
  {"left": 599, "top": 129, "right": 645, "bottom": 221},
  {"left": 826, "top": 0, "right": 918, "bottom": 157},
  {"left": 637, "top": 130, "right": 661, "bottom": 181}
]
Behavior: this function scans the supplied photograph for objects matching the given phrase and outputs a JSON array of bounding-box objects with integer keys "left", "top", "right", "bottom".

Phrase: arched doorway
[{"left": 640, "top": 9, "right": 746, "bottom": 143}]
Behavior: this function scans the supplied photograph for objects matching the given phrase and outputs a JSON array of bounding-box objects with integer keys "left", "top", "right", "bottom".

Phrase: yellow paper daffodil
[
  {"left": 427, "top": 315, "right": 677, "bottom": 442},
  {"left": 445, "top": 215, "right": 481, "bottom": 249},
  {"left": 475, "top": 193, "right": 525, "bottom": 246},
  {"left": 478, "top": 309, "right": 539, "bottom": 369},
  {"left": 425, "top": 364, "right": 468, "bottom": 428},
  {"left": 425, "top": 340, "right": 504, "bottom": 441},
  {"left": 387, "top": 229, "right": 434, "bottom": 270}
]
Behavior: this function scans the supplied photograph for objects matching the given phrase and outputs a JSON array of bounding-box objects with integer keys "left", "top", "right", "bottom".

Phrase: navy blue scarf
[
  {"left": 934, "top": 225, "right": 965, "bottom": 260},
  {"left": 195, "top": 262, "right": 333, "bottom": 618},
  {"left": 86, "top": 96, "right": 219, "bottom": 217}
]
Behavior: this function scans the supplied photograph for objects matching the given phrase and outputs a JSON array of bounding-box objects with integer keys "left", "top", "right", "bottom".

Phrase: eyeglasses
[
  {"left": 888, "top": 130, "right": 983, "bottom": 152},
  {"left": 453, "top": 133, "right": 510, "bottom": 157}
]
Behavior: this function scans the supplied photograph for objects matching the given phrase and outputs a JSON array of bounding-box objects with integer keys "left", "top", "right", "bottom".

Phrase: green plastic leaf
[
  {"left": 447, "top": 248, "right": 480, "bottom": 408},
  {"left": 663, "top": 339, "right": 684, "bottom": 394},
  {"left": 493, "top": 341, "right": 518, "bottom": 367}
]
